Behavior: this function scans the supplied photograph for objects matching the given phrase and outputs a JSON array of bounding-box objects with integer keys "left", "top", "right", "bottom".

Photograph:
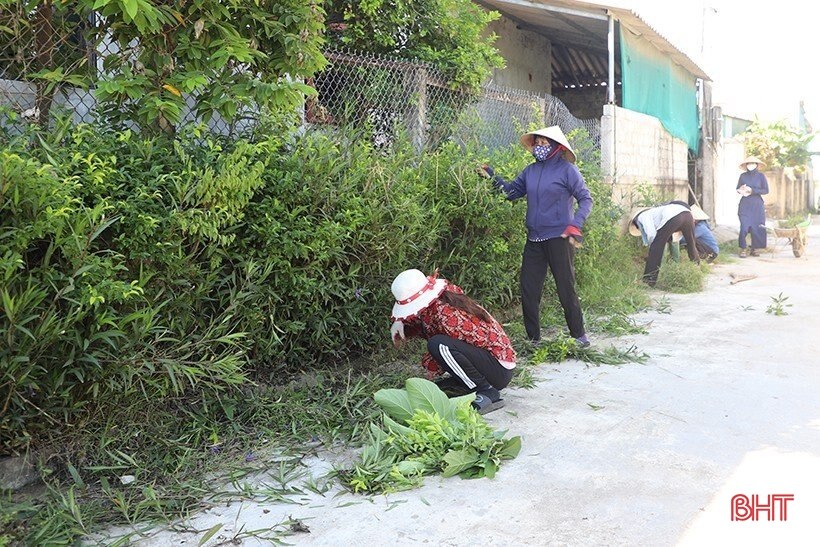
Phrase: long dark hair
[{"left": 438, "top": 290, "right": 492, "bottom": 323}]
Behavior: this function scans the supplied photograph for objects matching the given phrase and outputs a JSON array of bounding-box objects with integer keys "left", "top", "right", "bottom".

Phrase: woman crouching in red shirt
[{"left": 389, "top": 269, "right": 516, "bottom": 415}]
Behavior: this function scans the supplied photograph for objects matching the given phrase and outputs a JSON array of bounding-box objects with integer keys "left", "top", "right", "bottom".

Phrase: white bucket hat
[
  {"left": 391, "top": 269, "right": 447, "bottom": 320},
  {"left": 520, "top": 126, "right": 576, "bottom": 163}
]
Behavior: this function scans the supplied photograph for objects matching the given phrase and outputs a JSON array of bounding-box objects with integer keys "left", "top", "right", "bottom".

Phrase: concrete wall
[
  {"left": 601, "top": 104, "right": 690, "bottom": 214},
  {"left": 488, "top": 18, "right": 551, "bottom": 94},
  {"left": 1, "top": 78, "right": 95, "bottom": 125},
  {"left": 553, "top": 86, "right": 607, "bottom": 120},
  {"left": 765, "top": 167, "right": 813, "bottom": 219}
]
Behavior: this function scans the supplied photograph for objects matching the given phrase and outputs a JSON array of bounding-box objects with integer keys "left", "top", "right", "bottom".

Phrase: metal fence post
[{"left": 404, "top": 66, "right": 427, "bottom": 152}]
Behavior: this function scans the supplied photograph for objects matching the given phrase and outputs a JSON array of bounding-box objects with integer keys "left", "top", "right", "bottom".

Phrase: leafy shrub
[
  {"left": 744, "top": 120, "right": 812, "bottom": 172},
  {"left": 0, "top": 115, "right": 647, "bottom": 455},
  {"left": 0, "top": 145, "right": 249, "bottom": 454}
]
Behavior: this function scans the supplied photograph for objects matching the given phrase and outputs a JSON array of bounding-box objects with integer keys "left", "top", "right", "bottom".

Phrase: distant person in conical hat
[
  {"left": 478, "top": 126, "right": 592, "bottom": 347},
  {"left": 628, "top": 201, "right": 701, "bottom": 287},
  {"left": 736, "top": 156, "right": 769, "bottom": 257}
]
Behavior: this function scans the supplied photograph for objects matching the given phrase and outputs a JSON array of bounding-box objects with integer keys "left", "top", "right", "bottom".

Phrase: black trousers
[
  {"left": 427, "top": 335, "right": 512, "bottom": 391},
  {"left": 644, "top": 211, "right": 700, "bottom": 285},
  {"left": 520, "top": 238, "right": 585, "bottom": 341}
]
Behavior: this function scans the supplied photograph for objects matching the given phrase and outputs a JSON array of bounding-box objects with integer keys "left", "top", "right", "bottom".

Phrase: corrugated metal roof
[
  {"left": 551, "top": 41, "right": 617, "bottom": 90},
  {"left": 478, "top": 0, "right": 710, "bottom": 84},
  {"left": 608, "top": 6, "right": 709, "bottom": 80}
]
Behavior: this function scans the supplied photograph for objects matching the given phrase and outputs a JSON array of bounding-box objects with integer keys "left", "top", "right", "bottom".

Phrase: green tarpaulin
[{"left": 620, "top": 28, "right": 700, "bottom": 153}]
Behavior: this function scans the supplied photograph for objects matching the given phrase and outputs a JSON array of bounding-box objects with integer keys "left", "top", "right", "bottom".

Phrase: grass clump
[
  {"left": 655, "top": 259, "right": 707, "bottom": 293},
  {"left": 765, "top": 292, "right": 792, "bottom": 316}
]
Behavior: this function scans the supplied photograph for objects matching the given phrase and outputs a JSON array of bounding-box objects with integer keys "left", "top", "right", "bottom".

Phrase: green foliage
[
  {"left": 326, "top": 0, "right": 504, "bottom": 90},
  {"left": 567, "top": 129, "right": 648, "bottom": 315},
  {"left": 744, "top": 120, "right": 813, "bottom": 172},
  {"left": 0, "top": 143, "right": 249, "bottom": 454},
  {"left": 0, "top": 111, "right": 655, "bottom": 540},
  {"left": 766, "top": 292, "right": 791, "bottom": 316},
  {"left": 3, "top": 0, "right": 326, "bottom": 132},
  {"left": 778, "top": 213, "right": 812, "bottom": 229},
  {"left": 655, "top": 259, "right": 706, "bottom": 293},
  {"left": 0, "top": 118, "right": 527, "bottom": 451},
  {"left": 590, "top": 313, "right": 648, "bottom": 336},
  {"left": 530, "top": 334, "right": 648, "bottom": 366},
  {"left": 1, "top": 361, "right": 406, "bottom": 544},
  {"left": 342, "top": 378, "right": 520, "bottom": 493},
  {"left": 632, "top": 181, "right": 664, "bottom": 206}
]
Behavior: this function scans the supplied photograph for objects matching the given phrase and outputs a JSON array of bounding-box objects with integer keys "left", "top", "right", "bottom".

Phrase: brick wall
[{"left": 601, "top": 104, "right": 690, "bottom": 217}]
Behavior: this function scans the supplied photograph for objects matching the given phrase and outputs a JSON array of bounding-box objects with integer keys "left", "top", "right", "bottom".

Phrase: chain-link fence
[
  {"left": 0, "top": 5, "right": 599, "bottom": 159},
  {"left": 0, "top": 3, "right": 98, "bottom": 126},
  {"left": 308, "top": 50, "right": 600, "bottom": 160}
]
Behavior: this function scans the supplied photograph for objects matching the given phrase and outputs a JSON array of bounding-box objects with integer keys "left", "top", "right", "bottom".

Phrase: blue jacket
[
  {"left": 680, "top": 220, "right": 720, "bottom": 255},
  {"left": 493, "top": 156, "right": 593, "bottom": 241}
]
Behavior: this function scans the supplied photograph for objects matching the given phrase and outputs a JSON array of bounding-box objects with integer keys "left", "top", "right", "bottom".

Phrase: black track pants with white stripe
[{"left": 426, "top": 334, "right": 512, "bottom": 391}]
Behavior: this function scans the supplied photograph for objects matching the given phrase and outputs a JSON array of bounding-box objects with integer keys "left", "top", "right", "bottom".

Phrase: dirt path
[{"left": 100, "top": 218, "right": 820, "bottom": 546}]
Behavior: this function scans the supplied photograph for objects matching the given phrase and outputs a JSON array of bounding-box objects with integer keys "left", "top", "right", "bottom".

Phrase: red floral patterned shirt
[{"left": 398, "top": 282, "right": 516, "bottom": 376}]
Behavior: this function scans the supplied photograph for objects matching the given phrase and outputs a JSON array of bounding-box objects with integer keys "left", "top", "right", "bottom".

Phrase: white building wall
[{"left": 714, "top": 137, "right": 745, "bottom": 228}]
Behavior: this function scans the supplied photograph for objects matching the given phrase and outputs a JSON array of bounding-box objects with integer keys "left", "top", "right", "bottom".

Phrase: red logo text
[{"left": 731, "top": 494, "right": 794, "bottom": 521}]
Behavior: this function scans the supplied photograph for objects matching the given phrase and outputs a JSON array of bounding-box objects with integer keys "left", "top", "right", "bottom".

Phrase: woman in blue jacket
[
  {"left": 481, "top": 126, "right": 593, "bottom": 346},
  {"left": 736, "top": 156, "right": 769, "bottom": 257}
]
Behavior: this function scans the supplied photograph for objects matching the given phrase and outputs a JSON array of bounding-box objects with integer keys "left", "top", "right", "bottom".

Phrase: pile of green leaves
[
  {"left": 342, "top": 379, "right": 521, "bottom": 493},
  {"left": 530, "top": 334, "right": 648, "bottom": 366}
]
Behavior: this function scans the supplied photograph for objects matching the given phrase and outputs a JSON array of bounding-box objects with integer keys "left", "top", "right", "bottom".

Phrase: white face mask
[{"left": 746, "top": 163, "right": 757, "bottom": 171}]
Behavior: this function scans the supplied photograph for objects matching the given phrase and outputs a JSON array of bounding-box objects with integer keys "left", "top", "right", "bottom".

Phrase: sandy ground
[{"left": 98, "top": 218, "right": 820, "bottom": 547}]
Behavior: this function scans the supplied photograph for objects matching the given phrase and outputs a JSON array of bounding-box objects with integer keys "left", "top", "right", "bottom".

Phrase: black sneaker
[{"left": 471, "top": 390, "right": 505, "bottom": 415}]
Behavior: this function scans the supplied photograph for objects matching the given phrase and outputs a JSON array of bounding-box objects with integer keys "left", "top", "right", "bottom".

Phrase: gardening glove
[
  {"left": 561, "top": 225, "right": 584, "bottom": 248},
  {"left": 390, "top": 320, "right": 406, "bottom": 348},
  {"left": 477, "top": 164, "right": 494, "bottom": 179}
]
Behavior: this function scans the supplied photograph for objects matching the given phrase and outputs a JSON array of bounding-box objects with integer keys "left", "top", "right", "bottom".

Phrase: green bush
[
  {"left": 0, "top": 144, "right": 249, "bottom": 454},
  {"left": 0, "top": 117, "right": 647, "bottom": 455},
  {"left": 0, "top": 116, "right": 657, "bottom": 544}
]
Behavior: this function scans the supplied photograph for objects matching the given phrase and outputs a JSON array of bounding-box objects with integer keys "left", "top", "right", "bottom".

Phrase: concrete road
[{"left": 108, "top": 218, "right": 820, "bottom": 547}]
